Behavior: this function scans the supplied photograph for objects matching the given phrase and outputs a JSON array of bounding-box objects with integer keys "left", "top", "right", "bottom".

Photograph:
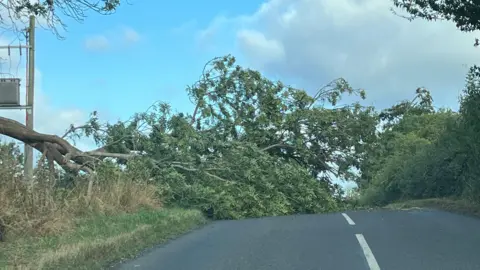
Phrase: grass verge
[
  {"left": 0, "top": 208, "right": 208, "bottom": 270},
  {"left": 385, "top": 198, "right": 480, "bottom": 218}
]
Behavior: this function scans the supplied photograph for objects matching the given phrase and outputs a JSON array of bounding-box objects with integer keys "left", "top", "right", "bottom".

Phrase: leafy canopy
[
  {"left": 357, "top": 66, "right": 480, "bottom": 207},
  {"left": 392, "top": 0, "right": 480, "bottom": 32},
  {"left": 62, "top": 55, "right": 378, "bottom": 219}
]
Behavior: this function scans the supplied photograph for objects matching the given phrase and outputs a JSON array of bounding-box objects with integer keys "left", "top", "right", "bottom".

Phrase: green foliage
[
  {"left": 12, "top": 53, "right": 480, "bottom": 218},
  {"left": 129, "top": 133, "right": 341, "bottom": 219},
  {"left": 0, "top": 141, "right": 24, "bottom": 179},
  {"left": 392, "top": 0, "right": 480, "bottom": 32},
  {"left": 10, "top": 52, "right": 480, "bottom": 218},
  {"left": 187, "top": 55, "right": 377, "bottom": 182},
  {"left": 359, "top": 67, "right": 480, "bottom": 206},
  {"left": 53, "top": 55, "right": 380, "bottom": 219},
  {"left": 363, "top": 133, "right": 432, "bottom": 205}
]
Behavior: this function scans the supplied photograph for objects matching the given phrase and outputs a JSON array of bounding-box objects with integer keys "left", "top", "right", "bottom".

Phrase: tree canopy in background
[
  {"left": 392, "top": 0, "right": 480, "bottom": 32},
  {"left": 350, "top": 0, "right": 480, "bottom": 206},
  {"left": 358, "top": 67, "right": 480, "bottom": 206}
]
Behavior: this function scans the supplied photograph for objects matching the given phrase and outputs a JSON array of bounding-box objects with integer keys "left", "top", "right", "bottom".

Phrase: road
[{"left": 115, "top": 208, "right": 480, "bottom": 270}]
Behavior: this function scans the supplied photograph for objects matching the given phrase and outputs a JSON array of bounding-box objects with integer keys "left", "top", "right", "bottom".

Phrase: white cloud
[
  {"left": 236, "top": 29, "right": 285, "bottom": 69},
  {"left": 122, "top": 27, "right": 140, "bottom": 44},
  {"left": 195, "top": 15, "right": 231, "bottom": 50},
  {"left": 199, "top": 0, "right": 480, "bottom": 110},
  {"left": 85, "top": 26, "right": 141, "bottom": 52},
  {"left": 85, "top": 35, "right": 110, "bottom": 51},
  {"left": 197, "top": 16, "right": 228, "bottom": 41},
  {"left": 172, "top": 20, "right": 198, "bottom": 36}
]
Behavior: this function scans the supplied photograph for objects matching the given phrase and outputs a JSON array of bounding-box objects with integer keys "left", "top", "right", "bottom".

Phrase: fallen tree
[
  {"left": 0, "top": 115, "right": 140, "bottom": 199},
  {"left": 0, "top": 116, "right": 135, "bottom": 174},
  {"left": 0, "top": 55, "right": 378, "bottom": 218}
]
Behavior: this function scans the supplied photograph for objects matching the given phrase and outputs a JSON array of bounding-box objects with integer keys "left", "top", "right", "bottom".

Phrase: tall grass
[
  {"left": 0, "top": 145, "right": 208, "bottom": 269},
  {"left": 0, "top": 147, "right": 162, "bottom": 240}
]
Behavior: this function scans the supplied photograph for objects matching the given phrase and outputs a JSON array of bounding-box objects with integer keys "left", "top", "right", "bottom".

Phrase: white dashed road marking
[
  {"left": 356, "top": 234, "right": 381, "bottom": 270},
  {"left": 342, "top": 213, "right": 355, "bottom": 225}
]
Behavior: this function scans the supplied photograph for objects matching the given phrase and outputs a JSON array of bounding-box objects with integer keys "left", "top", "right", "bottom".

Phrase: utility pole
[
  {"left": 24, "top": 15, "right": 35, "bottom": 181},
  {"left": 0, "top": 16, "right": 35, "bottom": 181}
]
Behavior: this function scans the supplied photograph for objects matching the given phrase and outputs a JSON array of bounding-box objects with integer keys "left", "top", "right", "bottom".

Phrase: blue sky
[
  {"left": 35, "top": 0, "right": 260, "bottom": 121},
  {"left": 11, "top": 0, "right": 480, "bottom": 132}
]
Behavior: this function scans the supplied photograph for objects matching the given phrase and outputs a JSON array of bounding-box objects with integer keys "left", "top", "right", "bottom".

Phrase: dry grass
[
  {"left": 385, "top": 197, "right": 480, "bottom": 218},
  {"left": 1, "top": 208, "right": 207, "bottom": 269},
  {"left": 0, "top": 150, "right": 207, "bottom": 269},
  {"left": 0, "top": 165, "right": 161, "bottom": 239}
]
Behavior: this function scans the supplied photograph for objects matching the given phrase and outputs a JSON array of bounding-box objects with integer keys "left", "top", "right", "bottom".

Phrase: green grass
[
  {"left": 0, "top": 208, "right": 208, "bottom": 270},
  {"left": 385, "top": 197, "right": 480, "bottom": 218}
]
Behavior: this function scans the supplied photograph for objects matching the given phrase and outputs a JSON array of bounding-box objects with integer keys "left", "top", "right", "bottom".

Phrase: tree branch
[
  {"left": 261, "top": 143, "right": 295, "bottom": 151},
  {"left": 0, "top": 116, "right": 136, "bottom": 175}
]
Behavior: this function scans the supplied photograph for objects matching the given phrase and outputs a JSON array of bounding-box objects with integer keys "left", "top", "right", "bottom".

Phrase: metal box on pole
[{"left": 0, "top": 78, "right": 21, "bottom": 106}]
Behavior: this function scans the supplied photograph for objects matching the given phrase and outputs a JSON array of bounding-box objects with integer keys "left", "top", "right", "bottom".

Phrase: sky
[{"left": 0, "top": 0, "right": 479, "bottom": 188}]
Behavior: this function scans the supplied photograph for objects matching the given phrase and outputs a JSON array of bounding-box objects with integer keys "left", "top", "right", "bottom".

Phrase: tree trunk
[{"left": 0, "top": 116, "right": 134, "bottom": 174}]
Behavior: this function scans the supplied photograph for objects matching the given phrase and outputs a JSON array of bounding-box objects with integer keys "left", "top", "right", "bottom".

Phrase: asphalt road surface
[{"left": 115, "top": 208, "right": 480, "bottom": 270}]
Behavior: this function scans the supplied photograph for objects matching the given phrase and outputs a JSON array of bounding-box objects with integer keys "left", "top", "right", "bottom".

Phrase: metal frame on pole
[
  {"left": 0, "top": 16, "right": 35, "bottom": 181},
  {"left": 0, "top": 45, "right": 30, "bottom": 49}
]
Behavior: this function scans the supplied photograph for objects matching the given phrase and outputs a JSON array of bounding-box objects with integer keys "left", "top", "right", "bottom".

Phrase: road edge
[{"left": 385, "top": 198, "right": 480, "bottom": 219}]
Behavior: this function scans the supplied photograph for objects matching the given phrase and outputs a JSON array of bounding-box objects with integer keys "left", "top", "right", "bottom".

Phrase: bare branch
[
  {"left": 0, "top": 116, "right": 136, "bottom": 175},
  {"left": 84, "top": 150, "right": 137, "bottom": 160},
  {"left": 62, "top": 124, "right": 92, "bottom": 138},
  {"left": 171, "top": 164, "right": 237, "bottom": 184},
  {"left": 261, "top": 143, "right": 295, "bottom": 151}
]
